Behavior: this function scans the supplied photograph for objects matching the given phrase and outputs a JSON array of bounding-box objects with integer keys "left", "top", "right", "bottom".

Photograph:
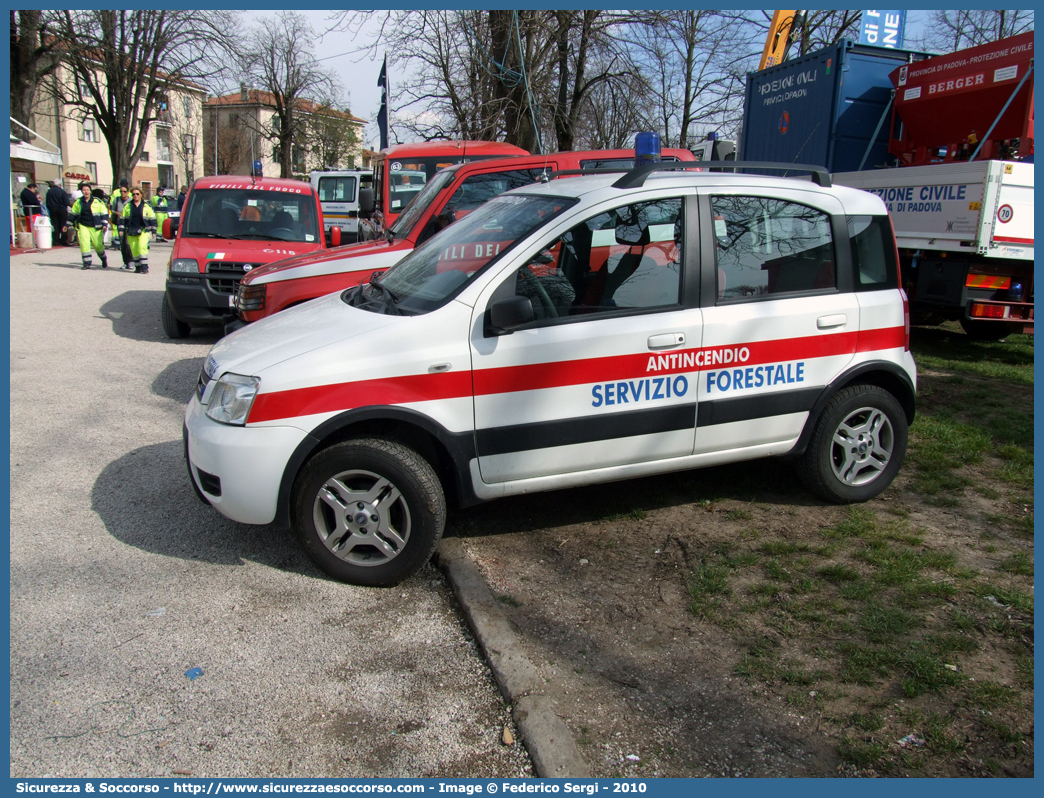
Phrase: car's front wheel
[
  {"left": 291, "top": 438, "right": 446, "bottom": 587},
  {"left": 799, "top": 385, "right": 908, "bottom": 503},
  {"left": 161, "top": 294, "right": 190, "bottom": 339}
]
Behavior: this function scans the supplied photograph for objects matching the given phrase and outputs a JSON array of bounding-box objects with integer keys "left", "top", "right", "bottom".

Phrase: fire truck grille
[{"left": 206, "top": 261, "right": 250, "bottom": 295}]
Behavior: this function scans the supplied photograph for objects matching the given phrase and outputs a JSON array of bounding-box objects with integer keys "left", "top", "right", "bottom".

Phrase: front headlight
[
  {"left": 205, "top": 373, "right": 261, "bottom": 425},
  {"left": 170, "top": 258, "right": 198, "bottom": 274}
]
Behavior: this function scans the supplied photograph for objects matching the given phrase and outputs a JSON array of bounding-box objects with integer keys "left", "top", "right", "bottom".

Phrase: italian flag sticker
[{"left": 207, "top": 252, "right": 226, "bottom": 260}]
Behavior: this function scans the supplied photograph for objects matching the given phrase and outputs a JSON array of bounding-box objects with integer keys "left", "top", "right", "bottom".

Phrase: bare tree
[
  {"left": 242, "top": 11, "right": 337, "bottom": 178},
  {"left": 336, "top": 11, "right": 522, "bottom": 144},
  {"left": 336, "top": 10, "right": 636, "bottom": 153},
  {"left": 575, "top": 69, "right": 653, "bottom": 149},
  {"left": 789, "top": 10, "right": 863, "bottom": 56},
  {"left": 912, "top": 10, "right": 1033, "bottom": 53},
  {"left": 9, "top": 11, "right": 60, "bottom": 132},
  {"left": 625, "top": 11, "right": 761, "bottom": 148},
  {"left": 46, "top": 10, "right": 239, "bottom": 185}
]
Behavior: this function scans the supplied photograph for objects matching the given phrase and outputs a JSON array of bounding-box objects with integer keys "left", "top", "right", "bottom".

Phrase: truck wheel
[
  {"left": 799, "top": 385, "right": 908, "bottom": 504},
  {"left": 291, "top": 438, "right": 446, "bottom": 587},
  {"left": 959, "top": 317, "right": 1020, "bottom": 341},
  {"left": 161, "top": 294, "right": 191, "bottom": 339}
]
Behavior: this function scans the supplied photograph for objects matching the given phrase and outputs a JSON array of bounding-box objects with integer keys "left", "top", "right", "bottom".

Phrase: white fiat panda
[{"left": 184, "top": 162, "right": 916, "bottom": 586}]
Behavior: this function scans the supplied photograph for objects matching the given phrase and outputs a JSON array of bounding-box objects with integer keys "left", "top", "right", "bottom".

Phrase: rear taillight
[
  {"left": 900, "top": 288, "right": 911, "bottom": 351},
  {"left": 969, "top": 302, "right": 1008, "bottom": 319}
]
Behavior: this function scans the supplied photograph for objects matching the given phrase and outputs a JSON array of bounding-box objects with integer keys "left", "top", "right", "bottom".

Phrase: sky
[{"left": 244, "top": 10, "right": 388, "bottom": 151}]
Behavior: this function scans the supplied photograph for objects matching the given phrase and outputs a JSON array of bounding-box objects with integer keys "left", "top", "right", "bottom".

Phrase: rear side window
[
  {"left": 712, "top": 195, "right": 835, "bottom": 301},
  {"left": 848, "top": 215, "right": 899, "bottom": 290}
]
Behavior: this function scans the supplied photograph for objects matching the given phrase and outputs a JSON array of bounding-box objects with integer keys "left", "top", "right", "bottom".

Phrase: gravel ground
[{"left": 8, "top": 243, "right": 533, "bottom": 779}]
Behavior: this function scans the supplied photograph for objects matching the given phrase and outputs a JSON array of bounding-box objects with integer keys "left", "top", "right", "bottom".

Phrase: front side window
[
  {"left": 504, "top": 197, "right": 684, "bottom": 321},
  {"left": 386, "top": 166, "right": 459, "bottom": 239},
  {"left": 358, "top": 194, "right": 576, "bottom": 315},
  {"left": 712, "top": 195, "right": 835, "bottom": 301},
  {"left": 182, "top": 188, "right": 321, "bottom": 243}
]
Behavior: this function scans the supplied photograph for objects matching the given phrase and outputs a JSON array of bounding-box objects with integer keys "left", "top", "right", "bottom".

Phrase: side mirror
[
  {"left": 358, "top": 187, "right": 374, "bottom": 218},
  {"left": 162, "top": 218, "right": 172, "bottom": 239},
  {"left": 615, "top": 223, "right": 650, "bottom": 246},
  {"left": 488, "top": 296, "right": 535, "bottom": 335},
  {"left": 330, "top": 226, "right": 341, "bottom": 247}
]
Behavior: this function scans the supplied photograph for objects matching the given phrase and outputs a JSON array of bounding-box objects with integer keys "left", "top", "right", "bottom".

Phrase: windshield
[
  {"left": 388, "top": 166, "right": 460, "bottom": 239},
  {"left": 182, "top": 187, "right": 321, "bottom": 242},
  {"left": 386, "top": 157, "right": 457, "bottom": 212},
  {"left": 350, "top": 193, "right": 576, "bottom": 315},
  {"left": 317, "top": 176, "right": 358, "bottom": 203}
]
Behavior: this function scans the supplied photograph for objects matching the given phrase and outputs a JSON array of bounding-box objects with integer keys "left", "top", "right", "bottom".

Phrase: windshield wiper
[
  {"left": 230, "top": 233, "right": 291, "bottom": 241},
  {"left": 369, "top": 277, "right": 401, "bottom": 315}
]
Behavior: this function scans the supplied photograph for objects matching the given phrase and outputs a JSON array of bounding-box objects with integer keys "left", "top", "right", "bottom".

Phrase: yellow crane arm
[{"left": 759, "top": 10, "right": 797, "bottom": 70}]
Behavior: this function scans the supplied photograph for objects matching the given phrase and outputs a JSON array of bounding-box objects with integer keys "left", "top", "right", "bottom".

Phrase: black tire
[
  {"left": 291, "top": 438, "right": 446, "bottom": 587},
  {"left": 799, "top": 385, "right": 908, "bottom": 503},
  {"left": 161, "top": 293, "right": 191, "bottom": 339},
  {"left": 959, "top": 317, "right": 1020, "bottom": 341}
]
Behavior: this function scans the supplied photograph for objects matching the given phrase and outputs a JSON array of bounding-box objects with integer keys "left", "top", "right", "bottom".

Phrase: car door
[
  {"left": 470, "top": 191, "right": 703, "bottom": 485},
  {"left": 694, "top": 187, "right": 858, "bottom": 455}
]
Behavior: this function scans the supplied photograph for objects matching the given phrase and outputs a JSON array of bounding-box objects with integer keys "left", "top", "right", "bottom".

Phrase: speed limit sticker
[{"left": 997, "top": 204, "right": 1014, "bottom": 223}]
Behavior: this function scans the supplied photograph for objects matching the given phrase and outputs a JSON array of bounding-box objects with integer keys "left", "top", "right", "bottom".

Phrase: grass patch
[
  {"left": 966, "top": 680, "right": 1019, "bottom": 709},
  {"left": 909, "top": 415, "right": 991, "bottom": 469},
  {"left": 496, "top": 594, "right": 521, "bottom": 608},
  {"left": 974, "top": 584, "right": 1034, "bottom": 613},
  {"left": 822, "top": 506, "right": 879, "bottom": 540},
  {"left": 911, "top": 326, "right": 1034, "bottom": 385},
  {"left": 688, "top": 562, "right": 731, "bottom": 617},
  {"left": 837, "top": 737, "right": 887, "bottom": 768},
  {"left": 818, "top": 563, "right": 860, "bottom": 583},
  {"left": 998, "top": 552, "right": 1033, "bottom": 576},
  {"left": 724, "top": 508, "right": 753, "bottom": 521},
  {"left": 859, "top": 604, "right": 920, "bottom": 643}
]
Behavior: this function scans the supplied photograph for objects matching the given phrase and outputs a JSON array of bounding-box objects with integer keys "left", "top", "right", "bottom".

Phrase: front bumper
[
  {"left": 184, "top": 395, "right": 310, "bottom": 525},
  {"left": 166, "top": 278, "right": 236, "bottom": 327}
]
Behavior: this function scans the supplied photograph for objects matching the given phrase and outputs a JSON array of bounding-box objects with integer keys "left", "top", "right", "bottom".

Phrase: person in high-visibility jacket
[
  {"left": 118, "top": 186, "right": 158, "bottom": 274},
  {"left": 65, "top": 182, "right": 110, "bottom": 270},
  {"left": 150, "top": 187, "right": 169, "bottom": 241}
]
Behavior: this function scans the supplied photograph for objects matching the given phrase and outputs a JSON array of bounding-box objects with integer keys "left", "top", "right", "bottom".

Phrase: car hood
[
  {"left": 243, "top": 237, "right": 413, "bottom": 284},
  {"left": 174, "top": 236, "right": 323, "bottom": 272},
  {"left": 205, "top": 290, "right": 398, "bottom": 378}
]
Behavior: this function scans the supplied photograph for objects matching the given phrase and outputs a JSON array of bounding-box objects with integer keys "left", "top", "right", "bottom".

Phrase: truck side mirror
[
  {"left": 358, "top": 187, "right": 374, "bottom": 218},
  {"left": 330, "top": 226, "right": 341, "bottom": 247},
  {"left": 488, "top": 296, "right": 535, "bottom": 335}
]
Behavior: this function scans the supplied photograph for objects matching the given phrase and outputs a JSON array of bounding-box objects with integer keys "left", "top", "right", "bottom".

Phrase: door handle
[
  {"left": 817, "top": 314, "right": 847, "bottom": 330},
  {"left": 648, "top": 333, "right": 685, "bottom": 350}
]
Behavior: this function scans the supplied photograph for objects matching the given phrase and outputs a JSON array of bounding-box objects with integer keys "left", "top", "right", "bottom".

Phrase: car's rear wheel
[
  {"left": 799, "top": 385, "right": 908, "bottom": 503},
  {"left": 291, "top": 438, "right": 446, "bottom": 587},
  {"left": 161, "top": 294, "right": 191, "bottom": 339}
]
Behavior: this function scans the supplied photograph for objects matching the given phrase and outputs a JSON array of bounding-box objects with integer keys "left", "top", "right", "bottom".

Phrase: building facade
[
  {"left": 28, "top": 62, "right": 205, "bottom": 199},
  {"left": 203, "top": 87, "right": 367, "bottom": 179}
]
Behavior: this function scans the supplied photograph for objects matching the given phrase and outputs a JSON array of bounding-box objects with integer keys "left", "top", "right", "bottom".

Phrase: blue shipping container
[{"left": 740, "top": 40, "right": 925, "bottom": 173}]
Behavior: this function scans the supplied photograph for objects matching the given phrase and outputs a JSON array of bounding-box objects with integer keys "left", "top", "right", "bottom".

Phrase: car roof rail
[
  {"left": 612, "top": 160, "right": 832, "bottom": 189},
  {"left": 545, "top": 167, "right": 640, "bottom": 179}
]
